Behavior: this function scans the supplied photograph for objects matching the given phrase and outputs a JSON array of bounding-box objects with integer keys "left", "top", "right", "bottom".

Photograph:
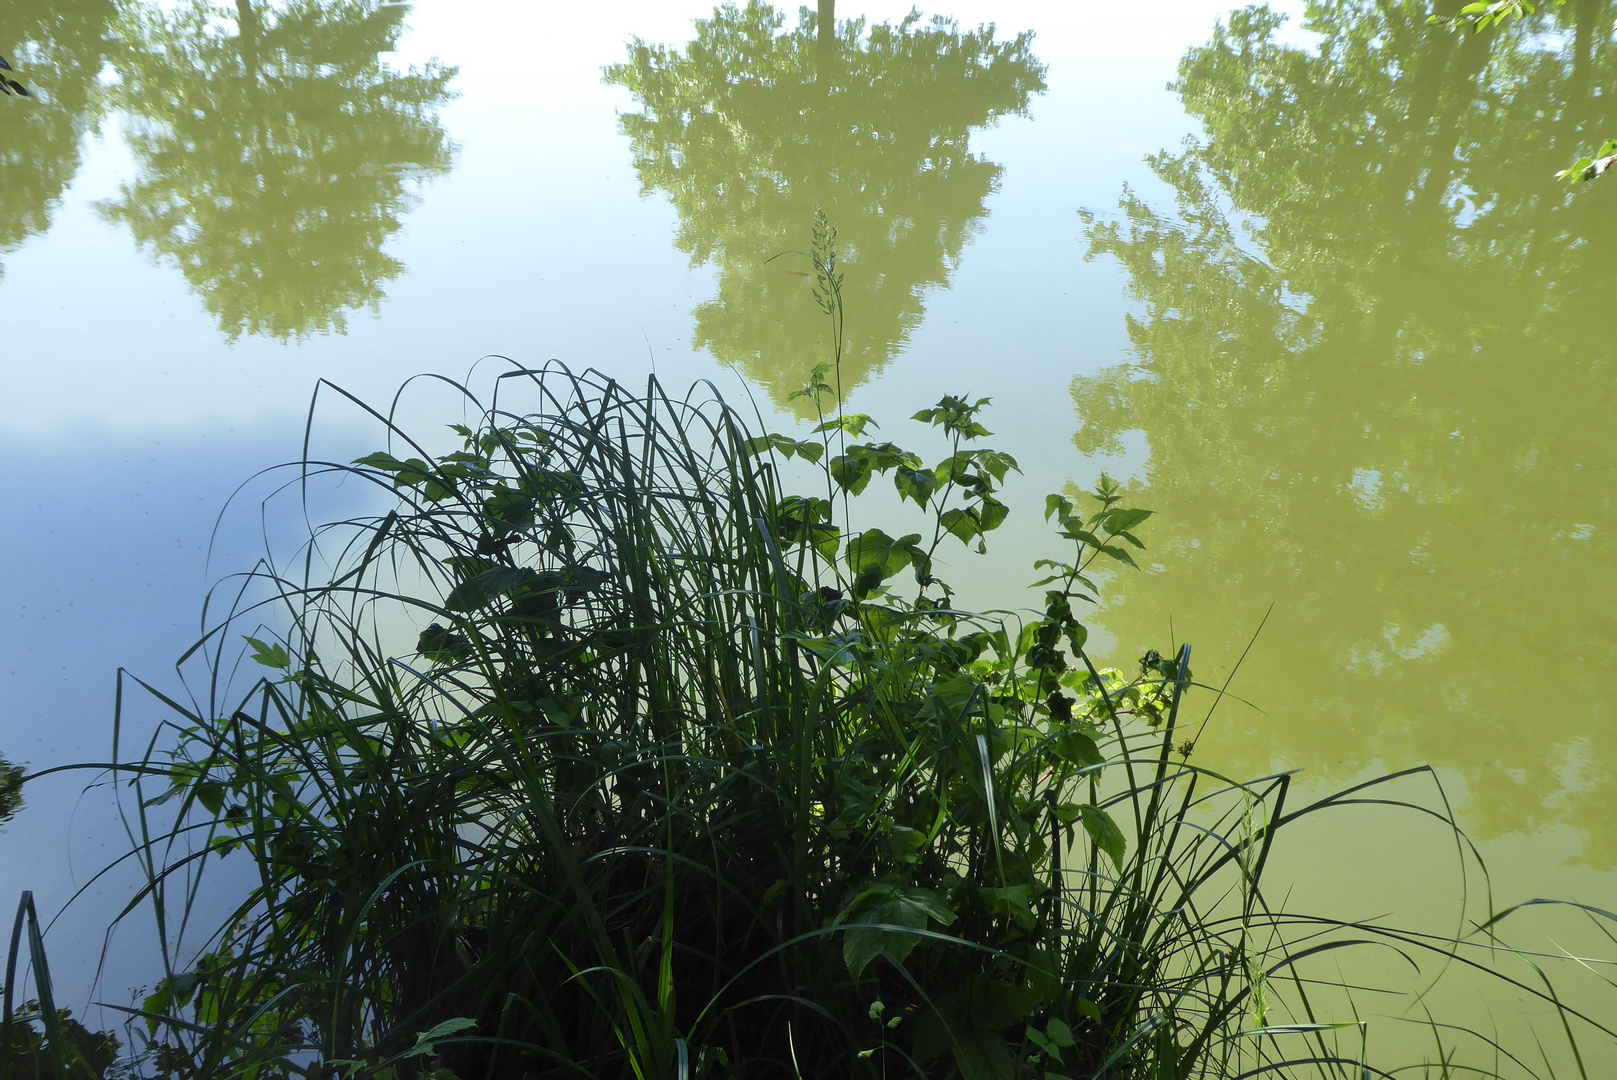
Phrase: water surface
[{"left": 1, "top": 0, "right": 1612, "bottom": 1066}]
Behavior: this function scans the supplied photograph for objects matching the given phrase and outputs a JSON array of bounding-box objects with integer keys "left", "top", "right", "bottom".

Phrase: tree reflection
[
  {"left": 0, "top": 0, "right": 115, "bottom": 279},
  {"left": 1075, "top": 2, "right": 1617, "bottom": 862},
  {"left": 102, "top": 0, "right": 456, "bottom": 341},
  {"left": 606, "top": 2, "right": 1045, "bottom": 411}
]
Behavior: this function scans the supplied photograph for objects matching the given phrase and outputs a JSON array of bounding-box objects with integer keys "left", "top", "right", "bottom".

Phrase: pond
[{"left": 2, "top": 0, "right": 1613, "bottom": 1070}]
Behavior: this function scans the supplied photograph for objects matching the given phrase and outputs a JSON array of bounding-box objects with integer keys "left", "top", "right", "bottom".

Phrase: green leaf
[
  {"left": 396, "top": 1017, "right": 478, "bottom": 1061},
  {"left": 1025, "top": 1027, "right": 1061, "bottom": 1063},
  {"left": 1047, "top": 1018, "right": 1075, "bottom": 1047},
  {"left": 1097, "top": 543, "right": 1139, "bottom": 569},
  {"left": 353, "top": 450, "right": 407, "bottom": 472},
  {"left": 969, "top": 975, "right": 1043, "bottom": 1030},
  {"left": 887, "top": 825, "right": 927, "bottom": 864},
  {"left": 194, "top": 781, "right": 225, "bottom": 816},
  {"left": 1044, "top": 494, "right": 1074, "bottom": 522},
  {"left": 939, "top": 507, "right": 980, "bottom": 544},
  {"left": 830, "top": 452, "right": 874, "bottom": 495},
  {"left": 746, "top": 432, "right": 826, "bottom": 463},
  {"left": 813, "top": 412, "right": 878, "bottom": 438},
  {"left": 240, "top": 633, "right": 289, "bottom": 666},
  {"left": 141, "top": 987, "right": 170, "bottom": 1035},
  {"left": 894, "top": 464, "right": 940, "bottom": 507},
  {"left": 244, "top": 636, "right": 290, "bottom": 670},
  {"left": 952, "top": 1030, "right": 1015, "bottom": 1080},
  {"left": 979, "top": 495, "right": 1009, "bottom": 533},
  {"left": 1052, "top": 729, "right": 1103, "bottom": 769},
  {"left": 444, "top": 566, "right": 538, "bottom": 612},
  {"left": 844, "top": 528, "right": 923, "bottom": 596},
  {"left": 1059, "top": 525, "right": 1103, "bottom": 548},
  {"left": 1080, "top": 804, "right": 1126, "bottom": 871},
  {"left": 975, "top": 450, "right": 1020, "bottom": 483},
  {"left": 838, "top": 883, "right": 956, "bottom": 980},
  {"left": 1100, "top": 507, "right": 1153, "bottom": 534},
  {"left": 979, "top": 884, "right": 1035, "bottom": 930}
]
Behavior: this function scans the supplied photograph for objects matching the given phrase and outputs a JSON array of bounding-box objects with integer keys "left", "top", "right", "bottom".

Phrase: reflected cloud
[
  {"left": 100, "top": 0, "right": 457, "bottom": 342},
  {"left": 606, "top": 1, "right": 1045, "bottom": 412},
  {"left": 1075, "top": 2, "right": 1617, "bottom": 862}
]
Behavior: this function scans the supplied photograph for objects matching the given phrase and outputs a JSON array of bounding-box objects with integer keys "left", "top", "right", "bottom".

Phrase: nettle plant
[{"left": 107, "top": 219, "right": 1400, "bottom": 1080}]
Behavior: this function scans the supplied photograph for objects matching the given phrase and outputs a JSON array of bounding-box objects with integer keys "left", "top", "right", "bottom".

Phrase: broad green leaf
[
  {"left": 952, "top": 1029, "right": 1015, "bottom": 1080},
  {"left": 396, "top": 1017, "right": 478, "bottom": 1061},
  {"left": 895, "top": 884, "right": 956, "bottom": 926},
  {"left": 980, "top": 884, "right": 1035, "bottom": 929},
  {"left": 979, "top": 495, "right": 1009, "bottom": 533},
  {"left": 1098, "top": 543, "right": 1139, "bottom": 568},
  {"left": 194, "top": 781, "right": 225, "bottom": 816},
  {"left": 845, "top": 528, "right": 921, "bottom": 595},
  {"left": 1080, "top": 804, "right": 1126, "bottom": 871},
  {"left": 1052, "top": 729, "right": 1103, "bottom": 769},
  {"left": 1100, "top": 507, "right": 1153, "bottom": 534},
  {"left": 894, "top": 464, "right": 940, "bottom": 507},
  {"left": 244, "top": 636, "right": 290, "bottom": 670},
  {"left": 445, "top": 566, "right": 538, "bottom": 612},
  {"left": 1047, "top": 1018, "right": 1076, "bottom": 1047},
  {"left": 812, "top": 412, "right": 877, "bottom": 438},
  {"left": 353, "top": 450, "right": 409, "bottom": 473},
  {"left": 939, "top": 507, "right": 980, "bottom": 544},
  {"left": 966, "top": 975, "right": 1043, "bottom": 1030},
  {"left": 830, "top": 452, "right": 874, "bottom": 495},
  {"left": 838, "top": 883, "right": 956, "bottom": 979},
  {"left": 933, "top": 674, "right": 981, "bottom": 718},
  {"left": 887, "top": 825, "right": 928, "bottom": 864},
  {"left": 1060, "top": 525, "right": 1103, "bottom": 547},
  {"left": 975, "top": 449, "right": 1020, "bottom": 483}
]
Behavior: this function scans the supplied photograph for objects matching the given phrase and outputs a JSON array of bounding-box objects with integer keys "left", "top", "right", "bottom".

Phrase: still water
[{"left": 1, "top": 0, "right": 1613, "bottom": 1068}]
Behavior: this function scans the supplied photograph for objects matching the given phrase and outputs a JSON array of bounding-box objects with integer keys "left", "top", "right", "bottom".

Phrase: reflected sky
[{"left": 1075, "top": 0, "right": 1617, "bottom": 864}]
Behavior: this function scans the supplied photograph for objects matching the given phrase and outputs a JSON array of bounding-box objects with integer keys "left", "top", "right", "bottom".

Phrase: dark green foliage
[
  {"left": 93, "top": 356, "right": 1613, "bottom": 1078},
  {"left": 49, "top": 221, "right": 1612, "bottom": 1079},
  {"left": 0, "top": 755, "right": 22, "bottom": 827},
  {"left": 4, "top": 894, "right": 121, "bottom": 1080}
]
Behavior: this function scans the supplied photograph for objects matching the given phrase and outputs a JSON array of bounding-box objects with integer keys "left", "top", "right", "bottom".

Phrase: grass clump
[{"left": 8, "top": 225, "right": 1614, "bottom": 1080}]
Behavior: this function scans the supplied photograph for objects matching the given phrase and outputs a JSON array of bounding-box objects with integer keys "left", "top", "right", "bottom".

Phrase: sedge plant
[{"left": 11, "top": 216, "right": 1614, "bottom": 1080}]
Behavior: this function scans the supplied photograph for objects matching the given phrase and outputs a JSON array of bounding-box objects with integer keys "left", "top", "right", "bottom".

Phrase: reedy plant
[{"left": 42, "top": 218, "right": 1615, "bottom": 1080}]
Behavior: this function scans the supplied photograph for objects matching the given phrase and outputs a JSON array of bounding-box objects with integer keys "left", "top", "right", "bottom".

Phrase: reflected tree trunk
[
  {"left": 817, "top": 0, "right": 837, "bottom": 88},
  {"left": 236, "top": 0, "right": 259, "bottom": 84}
]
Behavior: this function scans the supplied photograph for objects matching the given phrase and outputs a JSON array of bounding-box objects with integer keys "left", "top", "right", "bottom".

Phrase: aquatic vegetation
[{"left": 6, "top": 225, "right": 1613, "bottom": 1079}]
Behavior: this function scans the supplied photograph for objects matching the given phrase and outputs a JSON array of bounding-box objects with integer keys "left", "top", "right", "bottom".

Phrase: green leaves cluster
[
  {"left": 1425, "top": 0, "right": 1559, "bottom": 35},
  {"left": 1423, "top": 0, "right": 1613, "bottom": 183},
  {"left": 713, "top": 342, "right": 1220, "bottom": 1075}
]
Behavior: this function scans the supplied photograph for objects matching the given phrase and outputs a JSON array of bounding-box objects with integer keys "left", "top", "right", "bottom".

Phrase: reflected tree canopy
[
  {"left": 606, "top": 2, "right": 1045, "bottom": 411},
  {"left": 0, "top": 0, "right": 115, "bottom": 278},
  {"left": 101, "top": 0, "right": 456, "bottom": 341},
  {"left": 1075, "top": 1, "right": 1617, "bottom": 862}
]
